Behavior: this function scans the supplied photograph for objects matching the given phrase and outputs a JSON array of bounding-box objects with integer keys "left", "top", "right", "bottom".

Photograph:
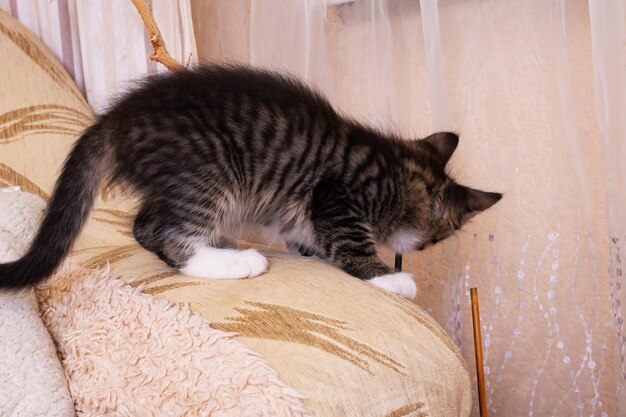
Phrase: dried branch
[{"left": 130, "top": 0, "right": 184, "bottom": 72}]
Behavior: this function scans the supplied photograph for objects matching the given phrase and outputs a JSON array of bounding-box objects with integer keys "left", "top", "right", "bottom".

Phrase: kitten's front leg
[
  {"left": 313, "top": 221, "right": 416, "bottom": 299},
  {"left": 336, "top": 251, "right": 416, "bottom": 299},
  {"left": 366, "top": 272, "right": 417, "bottom": 299}
]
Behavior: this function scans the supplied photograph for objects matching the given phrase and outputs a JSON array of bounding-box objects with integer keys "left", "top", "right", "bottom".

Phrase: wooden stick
[
  {"left": 394, "top": 253, "right": 403, "bottom": 272},
  {"left": 130, "top": 0, "right": 184, "bottom": 72},
  {"left": 470, "top": 288, "right": 488, "bottom": 417}
]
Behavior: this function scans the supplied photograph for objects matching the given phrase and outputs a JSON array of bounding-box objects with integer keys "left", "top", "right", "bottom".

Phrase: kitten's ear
[
  {"left": 466, "top": 188, "right": 502, "bottom": 213},
  {"left": 423, "top": 132, "right": 459, "bottom": 166}
]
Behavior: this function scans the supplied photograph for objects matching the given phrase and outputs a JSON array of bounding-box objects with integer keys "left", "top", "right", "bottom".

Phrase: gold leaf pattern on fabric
[
  {"left": 143, "top": 281, "right": 203, "bottom": 295},
  {"left": 93, "top": 208, "right": 133, "bottom": 233},
  {"left": 0, "top": 18, "right": 87, "bottom": 105},
  {"left": 213, "top": 301, "right": 405, "bottom": 375},
  {"left": 80, "top": 245, "right": 142, "bottom": 269},
  {"left": 0, "top": 163, "right": 49, "bottom": 200},
  {"left": 100, "top": 182, "right": 130, "bottom": 202},
  {"left": 91, "top": 217, "right": 128, "bottom": 228},
  {"left": 384, "top": 402, "right": 427, "bottom": 417},
  {"left": 92, "top": 209, "right": 133, "bottom": 219},
  {"left": 129, "top": 271, "right": 179, "bottom": 288},
  {"left": 0, "top": 104, "right": 90, "bottom": 143}
]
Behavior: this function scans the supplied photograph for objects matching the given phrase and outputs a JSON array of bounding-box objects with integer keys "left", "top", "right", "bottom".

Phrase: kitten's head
[{"left": 399, "top": 132, "right": 501, "bottom": 252}]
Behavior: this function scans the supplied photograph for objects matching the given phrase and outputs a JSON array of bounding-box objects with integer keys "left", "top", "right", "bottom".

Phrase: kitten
[{"left": 0, "top": 65, "right": 501, "bottom": 298}]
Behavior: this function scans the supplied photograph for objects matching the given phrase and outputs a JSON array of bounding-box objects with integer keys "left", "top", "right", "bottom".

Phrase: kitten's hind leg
[
  {"left": 133, "top": 201, "right": 267, "bottom": 279},
  {"left": 180, "top": 245, "right": 268, "bottom": 279}
]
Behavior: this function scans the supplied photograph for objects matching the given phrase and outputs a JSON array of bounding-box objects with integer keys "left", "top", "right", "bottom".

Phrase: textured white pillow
[{"left": 0, "top": 189, "right": 75, "bottom": 417}]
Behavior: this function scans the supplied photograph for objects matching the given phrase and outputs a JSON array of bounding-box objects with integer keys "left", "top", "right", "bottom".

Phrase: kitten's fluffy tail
[{"left": 0, "top": 124, "right": 113, "bottom": 289}]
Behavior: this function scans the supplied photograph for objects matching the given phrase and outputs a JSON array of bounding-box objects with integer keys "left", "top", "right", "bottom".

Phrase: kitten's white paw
[
  {"left": 180, "top": 246, "right": 268, "bottom": 279},
  {"left": 367, "top": 272, "right": 417, "bottom": 299},
  {"left": 237, "top": 248, "right": 269, "bottom": 277}
]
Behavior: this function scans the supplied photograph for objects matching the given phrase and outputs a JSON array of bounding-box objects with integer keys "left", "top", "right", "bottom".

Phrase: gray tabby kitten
[{"left": 0, "top": 65, "right": 501, "bottom": 297}]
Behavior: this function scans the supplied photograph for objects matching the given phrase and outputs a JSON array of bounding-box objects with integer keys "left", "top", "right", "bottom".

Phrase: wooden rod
[
  {"left": 394, "top": 253, "right": 403, "bottom": 272},
  {"left": 470, "top": 287, "right": 488, "bottom": 417}
]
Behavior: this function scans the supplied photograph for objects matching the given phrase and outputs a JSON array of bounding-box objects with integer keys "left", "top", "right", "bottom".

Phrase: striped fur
[{"left": 0, "top": 65, "right": 501, "bottom": 288}]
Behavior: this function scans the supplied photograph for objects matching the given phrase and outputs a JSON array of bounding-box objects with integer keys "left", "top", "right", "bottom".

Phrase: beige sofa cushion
[
  {"left": 0, "top": 10, "right": 472, "bottom": 416},
  {"left": 70, "top": 244, "right": 472, "bottom": 416}
]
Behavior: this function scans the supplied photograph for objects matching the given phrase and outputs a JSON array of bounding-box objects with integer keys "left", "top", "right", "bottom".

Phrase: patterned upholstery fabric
[{"left": 0, "top": 10, "right": 471, "bottom": 416}]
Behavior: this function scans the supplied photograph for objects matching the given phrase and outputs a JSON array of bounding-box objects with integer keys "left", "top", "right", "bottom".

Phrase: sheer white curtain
[
  {"left": 0, "top": 0, "right": 197, "bottom": 113},
  {"left": 197, "top": 0, "right": 623, "bottom": 415},
  {"left": 588, "top": 0, "right": 626, "bottom": 414},
  {"left": 2, "top": 0, "right": 623, "bottom": 414}
]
